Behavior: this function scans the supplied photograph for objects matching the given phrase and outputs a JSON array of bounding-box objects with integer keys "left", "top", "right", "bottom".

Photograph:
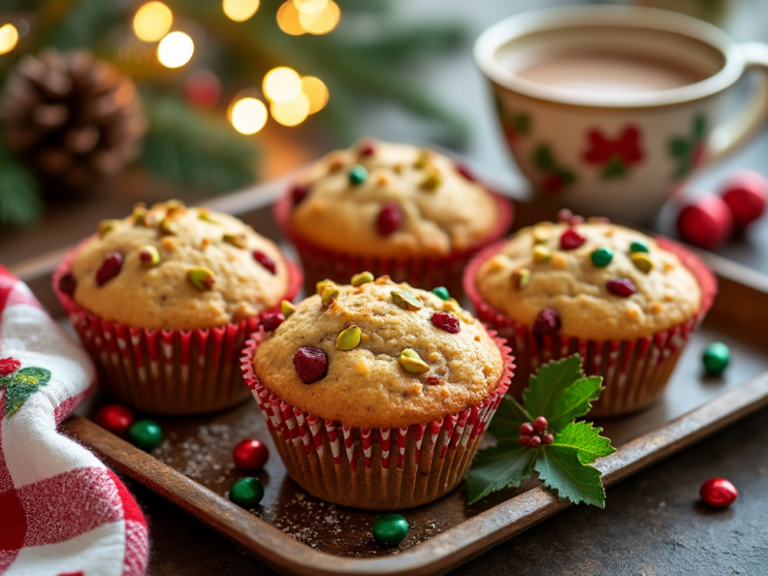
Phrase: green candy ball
[
  {"left": 348, "top": 165, "right": 368, "bottom": 186},
  {"left": 128, "top": 420, "right": 162, "bottom": 451},
  {"left": 703, "top": 342, "right": 730, "bottom": 375},
  {"left": 229, "top": 477, "right": 264, "bottom": 509},
  {"left": 590, "top": 247, "right": 613, "bottom": 267},
  {"left": 630, "top": 240, "right": 649, "bottom": 254},
  {"left": 431, "top": 286, "right": 450, "bottom": 301},
  {"left": 372, "top": 513, "right": 409, "bottom": 546}
]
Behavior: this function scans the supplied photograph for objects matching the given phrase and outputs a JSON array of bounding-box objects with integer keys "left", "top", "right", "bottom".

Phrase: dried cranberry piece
[
  {"left": 293, "top": 346, "right": 328, "bottom": 384},
  {"left": 58, "top": 272, "right": 77, "bottom": 296},
  {"left": 376, "top": 202, "right": 402, "bottom": 237},
  {"left": 96, "top": 252, "right": 123, "bottom": 286},
  {"left": 453, "top": 162, "right": 476, "bottom": 182},
  {"left": 533, "top": 307, "right": 561, "bottom": 336},
  {"left": 358, "top": 140, "right": 376, "bottom": 157},
  {"left": 431, "top": 311, "right": 460, "bottom": 334},
  {"left": 290, "top": 184, "right": 310, "bottom": 207},
  {"left": 426, "top": 375, "right": 442, "bottom": 385},
  {"left": 261, "top": 312, "right": 285, "bottom": 332},
  {"left": 606, "top": 277, "right": 637, "bottom": 297},
  {"left": 560, "top": 228, "right": 586, "bottom": 251},
  {"left": 557, "top": 208, "right": 574, "bottom": 224},
  {"left": 253, "top": 250, "right": 277, "bottom": 274},
  {"left": 0, "top": 357, "right": 21, "bottom": 376}
]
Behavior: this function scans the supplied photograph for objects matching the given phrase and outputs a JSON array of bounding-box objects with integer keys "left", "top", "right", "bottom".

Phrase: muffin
[
  {"left": 241, "top": 274, "right": 513, "bottom": 510},
  {"left": 464, "top": 215, "right": 716, "bottom": 417},
  {"left": 53, "top": 200, "right": 302, "bottom": 415},
  {"left": 274, "top": 140, "right": 513, "bottom": 296}
]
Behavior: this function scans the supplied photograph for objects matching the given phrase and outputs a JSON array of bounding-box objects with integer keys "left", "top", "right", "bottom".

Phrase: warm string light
[
  {"left": 263, "top": 67, "right": 302, "bottom": 103},
  {"left": 0, "top": 24, "right": 19, "bottom": 55},
  {"left": 157, "top": 31, "right": 194, "bottom": 68},
  {"left": 299, "top": 0, "right": 340, "bottom": 35},
  {"left": 293, "top": 0, "right": 327, "bottom": 15},
  {"left": 133, "top": 2, "right": 173, "bottom": 42},
  {"left": 270, "top": 93, "right": 310, "bottom": 126},
  {"left": 301, "top": 76, "right": 328, "bottom": 114},
  {"left": 277, "top": 2, "right": 305, "bottom": 36},
  {"left": 223, "top": 0, "right": 260, "bottom": 22},
  {"left": 229, "top": 97, "right": 268, "bottom": 134},
  {"left": 277, "top": 0, "right": 339, "bottom": 36}
]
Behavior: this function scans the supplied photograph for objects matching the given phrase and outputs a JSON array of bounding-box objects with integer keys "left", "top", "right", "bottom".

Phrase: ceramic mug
[{"left": 474, "top": 6, "right": 768, "bottom": 223}]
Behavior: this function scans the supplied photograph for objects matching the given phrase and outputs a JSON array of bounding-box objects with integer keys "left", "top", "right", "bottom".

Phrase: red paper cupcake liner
[
  {"left": 463, "top": 237, "right": 717, "bottom": 417},
  {"left": 274, "top": 189, "right": 513, "bottom": 297},
  {"left": 52, "top": 239, "right": 303, "bottom": 416},
  {"left": 241, "top": 330, "right": 514, "bottom": 510}
]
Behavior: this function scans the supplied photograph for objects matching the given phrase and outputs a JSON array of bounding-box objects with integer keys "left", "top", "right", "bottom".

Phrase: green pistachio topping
[
  {"left": 99, "top": 220, "right": 119, "bottom": 238},
  {"left": 348, "top": 165, "right": 368, "bottom": 186},
  {"left": 533, "top": 246, "right": 552, "bottom": 263},
  {"left": 630, "top": 240, "right": 649, "bottom": 254},
  {"left": 316, "top": 279, "right": 335, "bottom": 296},
  {"left": 391, "top": 288, "right": 423, "bottom": 311},
  {"left": 336, "top": 325, "right": 362, "bottom": 351},
  {"left": 165, "top": 199, "right": 184, "bottom": 213},
  {"left": 431, "top": 286, "right": 450, "bottom": 301},
  {"left": 281, "top": 300, "right": 296, "bottom": 318},
  {"left": 511, "top": 268, "right": 531, "bottom": 290},
  {"left": 188, "top": 267, "right": 216, "bottom": 291},
  {"left": 419, "top": 170, "right": 441, "bottom": 191},
  {"left": 132, "top": 205, "right": 149, "bottom": 226},
  {"left": 223, "top": 233, "right": 248, "bottom": 249},
  {"left": 321, "top": 285, "right": 340, "bottom": 307},
  {"left": 138, "top": 245, "right": 160, "bottom": 268},
  {"left": 398, "top": 348, "right": 430, "bottom": 374},
  {"left": 159, "top": 218, "right": 177, "bottom": 235},
  {"left": 631, "top": 252, "right": 653, "bottom": 273},
  {"left": 351, "top": 271, "right": 374, "bottom": 286},
  {"left": 590, "top": 247, "right": 614, "bottom": 268},
  {"left": 413, "top": 151, "right": 430, "bottom": 169},
  {"left": 532, "top": 226, "right": 552, "bottom": 244},
  {"left": 198, "top": 210, "right": 219, "bottom": 224}
]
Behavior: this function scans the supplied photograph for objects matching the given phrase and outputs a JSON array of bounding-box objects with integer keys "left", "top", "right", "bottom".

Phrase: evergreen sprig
[{"left": 0, "top": 147, "right": 43, "bottom": 227}]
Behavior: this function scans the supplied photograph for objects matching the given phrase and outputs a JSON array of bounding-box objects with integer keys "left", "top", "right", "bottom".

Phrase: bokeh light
[
  {"left": 157, "top": 31, "right": 194, "bottom": 68},
  {"left": 0, "top": 24, "right": 19, "bottom": 55},
  {"left": 263, "top": 66, "right": 302, "bottom": 103},
  {"left": 271, "top": 92, "right": 310, "bottom": 126},
  {"left": 223, "top": 0, "right": 260, "bottom": 22},
  {"left": 301, "top": 76, "right": 328, "bottom": 114},
  {"left": 293, "top": 0, "right": 327, "bottom": 15},
  {"left": 277, "top": 2, "right": 305, "bottom": 36},
  {"left": 133, "top": 2, "right": 173, "bottom": 42},
  {"left": 229, "top": 97, "right": 268, "bottom": 134},
  {"left": 298, "top": 0, "right": 340, "bottom": 35}
]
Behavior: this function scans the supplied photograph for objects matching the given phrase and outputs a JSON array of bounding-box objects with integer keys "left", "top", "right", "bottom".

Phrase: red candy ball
[
  {"left": 96, "top": 252, "right": 123, "bottom": 286},
  {"left": 293, "top": 346, "right": 328, "bottom": 384},
  {"left": 358, "top": 140, "right": 376, "bottom": 157},
  {"left": 721, "top": 170, "right": 767, "bottom": 231},
  {"left": 233, "top": 439, "right": 270, "bottom": 471},
  {"left": 431, "top": 312, "right": 461, "bottom": 334},
  {"left": 700, "top": 477, "right": 738, "bottom": 508},
  {"left": 533, "top": 307, "right": 561, "bottom": 336},
  {"left": 95, "top": 404, "right": 134, "bottom": 436},
  {"left": 261, "top": 312, "right": 284, "bottom": 332},
  {"left": 376, "top": 202, "right": 402, "bottom": 236},
  {"left": 677, "top": 194, "right": 733, "bottom": 250},
  {"left": 560, "top": 228, "right": 586, "bottom": 251},
  {"left": 606, "top": 277, "right": 637, "bottom": 297}
]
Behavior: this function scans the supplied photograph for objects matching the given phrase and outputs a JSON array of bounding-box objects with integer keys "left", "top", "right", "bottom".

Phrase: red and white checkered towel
[{"left": 0, "top": 265, "right": 149, "bottom": 576}]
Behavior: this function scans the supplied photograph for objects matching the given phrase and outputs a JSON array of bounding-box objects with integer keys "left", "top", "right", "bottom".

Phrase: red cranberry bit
[
  {"left": 431, "top": 311, "right": 460, "bottom": 334},
  {"left": 290, "top": 183, "right": 310, "bottom": 207},
  {"left": 560, "top": 228, "right": 586, "bottom": 251},
  {"left": 520, "top": 422, "right": 535, "bottom": 436},
  {"left": 58, "top": 272, "right": 77, "bottom": 296},
  {"left": 557, "top": 208, "right": 574, "bottom": 224},
  {"left": 533, "top": 307, "right": 561, "bottom": 336},
  {"left": 527, "top": 435, "right": 542, "bottom": 448},
  {"left": 261, "top": 312, "right": 284, "bottom": 332},
  {"left": 358, "top": 140, "right": 376, "bottom": 157},
  {"left": 426, "top": 375, "right": 442, "bottom": 385},
  {"left": 700, "top": 478, "right": 738, "bottom": 508},
  {"left": 520, "top": 435, "right": 531, "bottom": 446},
  {"left": 253, "top": 250, "right": 277, "bottom": 274},
  {"left": 0, "top": 357, "right": 21, "bottom": 376},
  {"left": 534, "top": 416, "right": 548, "bottom": 432},
  {"left": 293, "top": 346, "right": 328, "bottom": 384},
  {"left": 96, "top": 252, "right": 123, "bottom": 286},
  {"left": 542, "top": 434, "right": 554, "bottom": 445},
  {"left": 454, "top": 162, "right": 476, "bottom": 182},
  {"left": 606, "top": 277, "right": 637, "bottom": 297},
  {"left": 376, "top": 202, "right": 403, "bottom": 237}
]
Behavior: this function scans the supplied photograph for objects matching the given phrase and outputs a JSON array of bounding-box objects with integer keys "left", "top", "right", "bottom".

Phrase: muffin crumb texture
[{"left": 254, "top": 277, "right": 504, "bottom": 428}]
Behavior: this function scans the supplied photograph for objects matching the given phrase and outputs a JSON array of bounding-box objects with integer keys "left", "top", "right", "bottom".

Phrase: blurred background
[{"left": 1, "top": 0, "right": 766, "bottom": 270}]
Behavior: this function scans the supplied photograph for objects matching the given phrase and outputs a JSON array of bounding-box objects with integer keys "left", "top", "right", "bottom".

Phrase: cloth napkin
[{"left": 0, "top": 265, "right": 149, "bottom": 576}]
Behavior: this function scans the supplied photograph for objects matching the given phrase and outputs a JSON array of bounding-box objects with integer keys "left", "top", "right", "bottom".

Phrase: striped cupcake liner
[
  {"left": 241, "top": 330, "right": 514, "bottom": 510},
  {"left": 274, "top": 189, "right": 513, "bottom": 298},
  {"left": 463, "top": 237, "right": 717, "bottom": 418},
  {"left": 52, "top": 239, "right": 303, "bottom": 416}
]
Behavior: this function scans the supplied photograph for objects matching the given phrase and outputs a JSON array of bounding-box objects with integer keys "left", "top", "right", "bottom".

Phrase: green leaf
[
  {"left": 552, "top": 421, "right": 615, "bottom": 464},
  {"left": 0, "top": 148, "right": 43, "bottom": 227},
  {"left": 601, "top": 156, "right": 627, "bottom": 179},
  {"left": 514, "top": 114, "right": 530, "bottom": 136},
  {"left": 693, "top": 113, "right": 707, "bottom": 139},
  {"left": 522, "top": 354, "right": 583, "bottom": 425},
  {"left": 559, "top": 168, "right": 576, "bottom": 186},
  {"left": 534, "top": 145, "right": 555, "bottom": 170},
  {"left": 2, "top": 366, "right": 51, "bottom": 417},
  {"left": 535, "top": 445, "right": 607, "bottom": 508},
  {"left": 669, "top": 138, "right": 690, "bottom": 158},
  {"left": 466, "top": 440, "right": 535, "bottom": 505},
  {"left": 545, "top": 376, "right": 604, "bottom": 433},
  {"left": 488, "top": 396, "right": 533, "bottom": 440}
]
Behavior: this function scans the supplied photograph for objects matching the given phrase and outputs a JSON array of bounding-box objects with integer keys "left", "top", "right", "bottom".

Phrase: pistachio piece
[
  {"left": 198, "top": 209, "right": 219, "bottom": 224},
  {"left": 631, "top": 252, "right": 653, "bottom": 273},
  {"left": 532, "top": 226, "right": 552, "bottom": 244},
  {"left": 188, "top": 267, "right": 216, "bottom": 291},
  {"left": 223, "top": 233, "right": 248, "bottom": 249},
  {"left": 138, "top": 245, "right": 160, "bottom": 268},
  {"left": 391, "top": 288, "right": 423, "bottom": 311},
  {"left": 281, "top": 300, "right": 296, "bottom": 318},
  {"left": 321, "top": 285, "right": 340, "bottom": 307},
  {"left": 413, "top": 151, "right": 430, "bottom": 169},
  {"left": 132, "top": 204, "right": 149, "bottom": 226},
  {"left": 533, "top": 246, "right": 552, "bottom": 263},
  {"left": 316, "top": 279, "right": 335, "bottom": 295},
  {"left": 99, "top": 219, "right": 119, "bottom": 237},
  {"left": 165, "top": 199, "right": 185, "bottom": 214},
  {"left": 419, "top": 170, "right": 441, "bottom": 191},
  {"left": 351, "top": 271, "right": 374, "bottom": 286},
  {"left": 398, "top": 349, "right": 429, "bottom": 374},
  {"left": 336, "top": 325, "right": 362, "bottom": 351},
  {"left": 511, "top": 268, "right": 531, "bottom": 290},
  {"left": 159, "top": 217, "right": 177, "bottom": 235}
]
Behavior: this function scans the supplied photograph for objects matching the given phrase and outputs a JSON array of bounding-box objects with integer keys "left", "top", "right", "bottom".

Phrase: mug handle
[{"left": 705, "top": 42, "right": 768, "bottom": 165}]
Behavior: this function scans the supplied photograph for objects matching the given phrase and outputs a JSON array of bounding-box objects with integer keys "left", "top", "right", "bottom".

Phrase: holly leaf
[
  {"left": 534, "top": 145, "right": 555, "bottom": 170},
  {"left": 551, "top": 421, "right": 615, "bottom": 464},
  {"left": 669, "top": 138, "right": 690, "bottom": 158},
  {"left": 466, "top": 440, "right": 535, "bottom": 505},
  {"left": 522, "top": 354, "right": 583, "bottom": 426},
  {"left": 488, "top": 396, "right": 532, "bottom": 440},
  {"left": 601, "top": 156, "right": 627, "bottom": 179},
  {"left": 514, "top": 114, "right": 530, "bottom": 136},
  {"left": 544, "top": 376, "right": 603, "bottom": 433},
  {"left": 693, "top": 113, "right": 707, "bottom": 139},
  {"left": 2, "top": 367, "right": 51, "bottom": 417},
  {"left": 534, "top": 445, "right": 607, "bottom": 508}
]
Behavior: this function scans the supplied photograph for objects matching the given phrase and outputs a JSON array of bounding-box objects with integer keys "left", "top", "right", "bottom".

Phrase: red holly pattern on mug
[{"left": 583, "top": 125, "right": 644, "bottom": 179}]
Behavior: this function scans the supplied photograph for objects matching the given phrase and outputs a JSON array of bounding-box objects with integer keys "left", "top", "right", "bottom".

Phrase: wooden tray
[{"left": 12, "top": 181, "right": 768, "bottom": 576}]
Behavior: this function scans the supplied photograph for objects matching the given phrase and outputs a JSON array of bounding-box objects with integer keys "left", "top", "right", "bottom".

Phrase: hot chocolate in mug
[{"left": 475, "top": 6, "right": 768, "bottom": 223}]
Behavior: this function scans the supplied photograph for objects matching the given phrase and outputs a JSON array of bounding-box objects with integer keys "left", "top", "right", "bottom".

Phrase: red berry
[
  {"left": 233, "top": 439, "right": 270, "bottom": 471},
  {"left": 542, "top": 434, "right": 554, "bottom": 445},
  {"left": 426, "top": 375, "right": 442, "bottom": 385},
  {"left": 721, "top": 170, "right": 767, "bottom": 230},
  {"left": 376, "top": 202, "right": 402, "bottom": 237},
  {"left": 677, "top": 194, "right": 733, "bottom": 250},
  {"left": 253, "top": 250, "right": 277, "bottom": 274},
  {"left": 520, "top": 435, "right": 531, "bottom": 446},
  {"left": 96, "top": 252, "right": 123, "bottom": 286},
  {"left": 358, "top": 140, "right": 376, "bottom": 157},
  {"left": 454, "top": 162, "right": 476, "bottom": 182},
  {"left": 520, "top": 423, "right": 535, "bottom": 436},
  {"left": 261, "top": 312, "right": 284, "bottom": 332},
  {"left": 58, "top": 272, "right": 77, "bottom": 296},
  {"left": 557, "top": 208, "right": 574, "bottom": 224},
  {"left": 570, "top": 215, "right": 585, "bottom": 226},
  {"left": 533, "top": 307, "right": 561, "bottom": 336},
  {"left": 606, "top": 277, "right": 637, "bottom": 297},
  {"left": 560, "top": 228, "right": 586, "bottom": 250},
  {"left": 534, "top": 416, "right": 548, "bottom": 432},
  {"left": 0, "top": 357, "right": 21, "bottom": 377},
  {"left": 94, "top": 404, "right": 134, "bottom": 436},
  {"left": 290, "top": 183, "right": 310, "bottom": 207},
  {"left": 431, "top": 311, "right": 461, "bottom": 334},
  {"left": 700, "top": 477, "right": 738, "bottom": 508},
  {"left": 293, "top": 346, "right": 328, "bottom": 384},
  {"left": 183, "top": 70, "right": 222, "bottom": 109},
  {"left": 527, "top": 435, "right": 542, "bottom": 448}
]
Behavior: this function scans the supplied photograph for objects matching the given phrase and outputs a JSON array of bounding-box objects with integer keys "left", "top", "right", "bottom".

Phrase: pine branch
[
  {"left": 35, "top": 0, "right": 126, "bottom": 51},
  {"left": 0, "top": 146, "right": 43, "bottom": 227},
  {"left": 336, "top": 23, "right": 465, "bottom": 61},
  {"left": 140, "top": 94, "right": 258, "bottom": 193}
]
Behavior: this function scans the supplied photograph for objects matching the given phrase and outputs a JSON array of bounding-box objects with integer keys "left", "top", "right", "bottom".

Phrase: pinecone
[{"left": 1, "top": 49, "right": 146, "bottom": 195}]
